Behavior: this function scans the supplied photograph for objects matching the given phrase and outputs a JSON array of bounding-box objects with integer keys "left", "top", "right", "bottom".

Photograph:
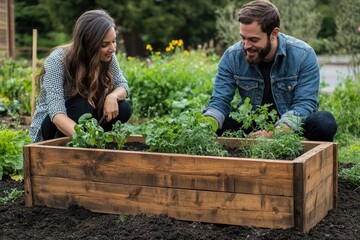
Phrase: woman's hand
[
  {"left": 103, "top": 87, "right": 127, "bottom": 122},
  {"left": 103, "top": 93, "right": 119, "bottom": 122}
]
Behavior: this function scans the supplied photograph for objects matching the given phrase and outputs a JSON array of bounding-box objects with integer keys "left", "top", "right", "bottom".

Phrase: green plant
[
  {"left": 340, "top": 164, "right": 360, "bottom": 188},
  {"left": 121, "top": 41, "right": 219, "bottom": 119},
  {"left": 320, "top": 77, "right": 360, "bottom": 143},
  {"left": 224, "top": 97, "right": 304, "bottom": 159},
  {"left": 227, "top": 97, "right": 278, "bottom": 137},
  {"left": 247, "top": 130, "right": 304, "bottom": 160},
  {"left": 0, "top": 58, "right": 34, "bottom": 115},
  {"left": 0, "top": 188, "right": 24, "bottom": 203},
  {"left": 0, "top": 127, "right": 31, "bottom": 180},
  {"left": 144, "top": 110, "right": 227, "bottom": 156},
  {"left": 319, "top": 75, "right": 360, "bottom": 187},
  {"left": 117, "top": 214, "right": 128, "bottom": 224},
  {"left": 66, "top": 113, "right": 131, "bottom": 150}
]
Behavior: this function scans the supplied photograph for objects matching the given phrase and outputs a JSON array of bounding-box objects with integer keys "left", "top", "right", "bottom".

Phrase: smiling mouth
[{"left": 246, "top": 51, "right": 257, "bottom": 57}]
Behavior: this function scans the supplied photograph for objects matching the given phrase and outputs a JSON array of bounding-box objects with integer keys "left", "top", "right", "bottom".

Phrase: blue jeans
[
  {"left": 41, "top": 96, "right": 131, "bottom": 140},
  {"left": 217, "top": 111, "right": 337, "bottom": 142}
]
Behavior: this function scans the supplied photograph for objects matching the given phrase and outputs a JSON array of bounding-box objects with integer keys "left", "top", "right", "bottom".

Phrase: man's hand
[
  {"left": 203, "top": 116, "right": 218, "bottom": 131},
  {"left": 249, "top": 124, "right": 291, "bottom": 138},
  {"left": 275, "top": 123, "right": 291, "bottom": 133},
  {"left": 249, "top": 130, "right": 273, "bottom": 138}
]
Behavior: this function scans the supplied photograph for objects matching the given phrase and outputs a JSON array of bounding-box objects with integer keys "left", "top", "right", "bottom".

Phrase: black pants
[
  {"left": 216, "top": 110, "right": 337, "bottom": 142},
  {"left": 41, "top": 96, "right": 132, "bottom": 140}
]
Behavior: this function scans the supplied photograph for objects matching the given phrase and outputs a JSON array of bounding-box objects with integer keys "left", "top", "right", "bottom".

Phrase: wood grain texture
[
  {"left": 23, "top": 136, "right": 337, "bottom": 232},
  {"left": 32, "top": 176, "right": 294, "bottom": 228}
]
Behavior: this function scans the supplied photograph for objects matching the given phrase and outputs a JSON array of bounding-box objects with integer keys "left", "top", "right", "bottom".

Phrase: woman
[{"left": 30, "top": 9, "right": 131, "bottom": 142}]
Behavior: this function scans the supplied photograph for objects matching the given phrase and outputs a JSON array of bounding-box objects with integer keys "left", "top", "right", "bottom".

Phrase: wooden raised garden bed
[{"left": 23, "top": 135, "right": 338, "bottom": 232}]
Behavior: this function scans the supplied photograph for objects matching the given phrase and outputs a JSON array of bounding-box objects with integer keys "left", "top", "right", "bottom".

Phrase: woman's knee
[
  {"left": 118, "top": 100, "right": 132, "bottom": 123},
  {"left": 65, "top": 96, "right": 96, "bottom": 121}
]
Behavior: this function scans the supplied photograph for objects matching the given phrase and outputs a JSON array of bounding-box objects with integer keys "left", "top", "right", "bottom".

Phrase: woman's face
[{"left": 99, "top": 27, "right": 117, "bottom": 62}]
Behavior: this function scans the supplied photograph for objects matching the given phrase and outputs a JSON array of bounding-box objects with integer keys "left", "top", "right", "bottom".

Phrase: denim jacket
[{"left": 203, "top": 33, "right": 320, "bottom": 130}]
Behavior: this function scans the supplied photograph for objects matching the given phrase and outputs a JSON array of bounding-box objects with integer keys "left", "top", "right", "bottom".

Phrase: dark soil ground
[{"left": 1, "top": 177, "right": 359, "bottom": 240}]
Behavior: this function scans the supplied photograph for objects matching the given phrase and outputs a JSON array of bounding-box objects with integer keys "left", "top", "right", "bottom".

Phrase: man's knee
[{"left": 304, "top": 111, "right": 337, "bottom": 141}]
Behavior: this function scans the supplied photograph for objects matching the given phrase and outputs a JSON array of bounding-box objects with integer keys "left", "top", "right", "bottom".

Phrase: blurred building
[{"left": 0, "top": 0, "right": 15, "bottom": 58}]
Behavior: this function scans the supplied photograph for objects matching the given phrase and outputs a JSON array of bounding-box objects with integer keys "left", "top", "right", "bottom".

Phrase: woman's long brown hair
[{"left": 38, "top": 9, "right": 115, "bottom": 113}]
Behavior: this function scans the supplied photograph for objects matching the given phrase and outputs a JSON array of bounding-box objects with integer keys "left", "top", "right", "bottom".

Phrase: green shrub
[
  {"left": 0, "top": 127, "right": 31, "bottom": 180},
  {"left": 0, "top": 58, "right": 34, "bottom": 115},
  {"left": 319, "top": 76, "right": 360, "bottom": 145},
  {"left": 120, "top": 40, "right": 219, "bottom": 118}
]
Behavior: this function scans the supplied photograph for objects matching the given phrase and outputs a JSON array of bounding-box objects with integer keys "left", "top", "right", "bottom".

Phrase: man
[{"left": 203, "top": 0, "right": 337, "bottom": 141}]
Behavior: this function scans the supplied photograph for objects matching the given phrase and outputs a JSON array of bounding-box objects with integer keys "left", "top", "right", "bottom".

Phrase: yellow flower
[
  {"left": 127, "top": 56, "right": 133, "bottom": 61},
  {"left": 178, "top": 39, "right": 184, "bottom": 47},
  {"left": 155, "top": 51, "right": 161, "bottom": 55},
  {"left": 166, "top": 47, "right": 171, "bottom": 52},
  {"left": 146, "top": 44, "right": 153, "bottom": 51},
  {"left": 183, "top": 50, "right": 189, "bottom": 56},
  {"left": 2, "top": 97, "right": 10, "bottom": 104},
  {"left": 171, "top": 40, "right": 178, "bottom": 46},
  {"left": 10, "top": 173, "right": 23, "bottom": 182}
]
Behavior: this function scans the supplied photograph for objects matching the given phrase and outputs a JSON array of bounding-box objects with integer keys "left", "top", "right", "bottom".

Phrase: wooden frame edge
[
  {"left": 23, "top": 145, "right": 33, "bottom": 206},
  {"left": 293, "top": 161, "right": 305, "bottom": 232}
]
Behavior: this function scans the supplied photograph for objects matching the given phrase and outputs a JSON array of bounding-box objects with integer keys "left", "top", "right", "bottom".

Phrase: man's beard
[{"left": 243, "top": 36, "right": 271, "bottom": 65}]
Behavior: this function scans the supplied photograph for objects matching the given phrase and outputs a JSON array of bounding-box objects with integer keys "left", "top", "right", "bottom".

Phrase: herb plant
[
  {"left": 228, "top": 97, "right": 278, "bottom": 137},
  {"left": 143, "top": 110, "right": 228, "bottom": 156},
  {"left": 247, "top": 130, "right": 304, "bottom": 160},
  {"left": 224, "top": 97, "right": 304, "bottom": 159},
  {"left": 66, "top": 113, "right": 131, "bottom": 150}
]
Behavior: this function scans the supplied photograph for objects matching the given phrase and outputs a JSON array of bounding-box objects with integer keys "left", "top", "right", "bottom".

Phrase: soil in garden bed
[
  {"left": 1, "top": 177, "right": 359, "bottom": 240},
  {"left": 107, "top": 141, "right": 249, "bottom": 158},
  {"left": 108, "top": 141, "right": 294, "bottom": 160}
]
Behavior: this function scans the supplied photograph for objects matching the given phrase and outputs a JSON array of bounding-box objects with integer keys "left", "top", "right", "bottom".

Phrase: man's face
[{"left": 240, "top": 22, "right": 272, "bottom": 65}]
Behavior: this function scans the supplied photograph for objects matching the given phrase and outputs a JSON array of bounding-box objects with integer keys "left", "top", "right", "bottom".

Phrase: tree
[
  {"left": 215, "top": 0, "right": 323, "bottom": 50},
  {"left": 334, "top": 0, "right": 360, "bottom": 74},
  {"left": 15, "top": 1, "right": 51, "bottom": 47},
  {"left": 36, "top": 0, "right": 226, "bottom": 57},
  {"left": 215, "top": 0, "right": 247, "bottom": 48},
  {"left": 271, "top": 0, "right": 323, "bottom": 45}
]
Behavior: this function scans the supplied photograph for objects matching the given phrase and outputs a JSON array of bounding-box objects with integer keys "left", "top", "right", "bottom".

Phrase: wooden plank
[
  {"left": 304, "top": 157, "right": 334, "bottom": 195},
  {"left": 32, "top": 176, "right": 294, "bottom": 229},
  {"left": 302, "top": 143, "right": 334, "bottom": 173},
  {"left": 234, "top": 176, "right": 293, "bottom": 196},
  {"left": 301, "top": 141, "right": 327, "bottom": 152},
  {"left": 28, "top": 137, "right": 70, "bottom": 146},
  {"left": 28, "top": 146, "right": 294, "bottom": 195},
  {"left": 333, "top": 143, "right": 339, "bottom": 208},
  {"left": 303, "top": 175, "right": 334, "bottom": 232},
  {"left": 293, "top": 161, "right": 305, "bottom": 231},
  {"left": 293, "top": 142, "right": 333, "bottom": 163},
  {"left": 23, "top": 146, "right": 33, "bottom": 206},
  {"left": 299, "top": 143, "right": 335, "bottom": 233},
  {"left": 31, "top": 28, "right": 37, "bottom": 117}
]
